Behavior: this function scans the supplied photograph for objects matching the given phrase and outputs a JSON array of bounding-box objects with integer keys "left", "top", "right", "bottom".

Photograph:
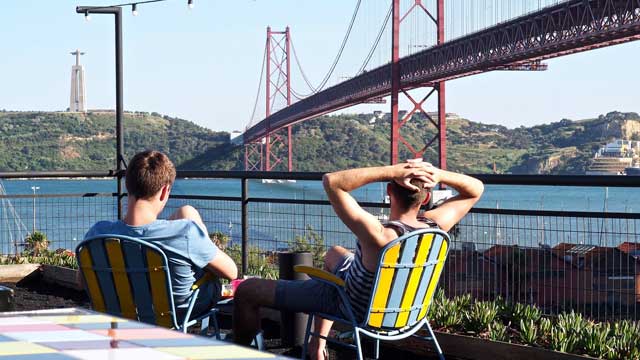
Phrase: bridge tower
[
  {"left": 390, "top": 0, "right": 446, "bottom": 169},
  {"left": 245, "top": 27, "right": 293, "bottom": 172}
]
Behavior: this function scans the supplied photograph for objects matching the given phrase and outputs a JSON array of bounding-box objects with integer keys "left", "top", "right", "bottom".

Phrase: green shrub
[
  {"left": 24, "top": 231, "right": 48, "bottom": 256},
  {"left": 287, "top": 226, "right": 326, "bottom": 268}
]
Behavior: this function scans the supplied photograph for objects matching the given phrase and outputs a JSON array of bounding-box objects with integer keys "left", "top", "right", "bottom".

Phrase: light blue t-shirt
[{"left": 85, "top": 219, "right": 219, "bottom": 310}]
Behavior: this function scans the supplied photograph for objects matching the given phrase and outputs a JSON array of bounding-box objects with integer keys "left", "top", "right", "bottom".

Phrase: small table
[{"left": 0, "top": 307, "right": 288, "bottom": 359}]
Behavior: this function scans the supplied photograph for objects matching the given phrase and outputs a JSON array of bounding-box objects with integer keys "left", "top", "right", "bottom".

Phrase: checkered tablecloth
[{"left": 0, "top": 307, "right": 286, "bottom": 359}]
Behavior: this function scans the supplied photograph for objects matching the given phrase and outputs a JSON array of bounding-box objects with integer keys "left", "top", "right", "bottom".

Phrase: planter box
[
  {"left": 391, "top": 331, "right": 596, "bottom": 360},
  {"left": 0, "top": 264, "right": 41, "bottom": 283},
  {"left": 41, "top": 265, "right": 83, "bottom": 291}
]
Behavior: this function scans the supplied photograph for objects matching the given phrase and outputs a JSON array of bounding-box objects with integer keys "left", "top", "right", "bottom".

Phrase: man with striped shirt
[{"left": 233, "top": 160, "right": 483, "bottom": 359}]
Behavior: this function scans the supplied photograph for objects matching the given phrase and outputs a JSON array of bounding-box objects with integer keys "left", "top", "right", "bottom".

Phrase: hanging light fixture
[
  {"left": 188, "top": 0, "right": 194, "bottom": 9},
  {"left": 132, "top": 3, "right": 139, "bottom": 16},
  {"left": 84, "top": 10, "right": 91, "bottom": 21}
]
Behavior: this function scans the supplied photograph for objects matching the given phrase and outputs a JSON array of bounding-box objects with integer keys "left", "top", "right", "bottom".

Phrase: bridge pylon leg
[
  {"left": 390, "top": 0, "right": 446, "bottom": 171},
  {"left": 245, "top": 141, "right": 264, "bottom": 172}
]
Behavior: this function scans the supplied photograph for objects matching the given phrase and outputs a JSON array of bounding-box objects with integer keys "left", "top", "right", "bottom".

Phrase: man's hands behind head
[{"left": 392, "top": 160, "right": 441, "bottom": 192}]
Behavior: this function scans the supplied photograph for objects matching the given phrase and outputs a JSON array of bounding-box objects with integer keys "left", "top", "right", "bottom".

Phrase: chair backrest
[
  {"left": 365, "top": 228, "right": 450, "bottom": 330},
  {"left": 75, "top": 234, "right": 178, "bottom": 329}
]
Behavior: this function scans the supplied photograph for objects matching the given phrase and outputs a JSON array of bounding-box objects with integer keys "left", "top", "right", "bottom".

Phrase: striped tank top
[{"left": 341, "top": 219, "right": 438, "bottom": 323}]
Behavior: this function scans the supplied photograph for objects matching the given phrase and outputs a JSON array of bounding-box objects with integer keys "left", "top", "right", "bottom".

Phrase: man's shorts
[
  {"left": 176, "top": 280, "right": 222, "bottom": 320},
  {"left": 274, "top": 252, "right": 354, "bottom": 317}
]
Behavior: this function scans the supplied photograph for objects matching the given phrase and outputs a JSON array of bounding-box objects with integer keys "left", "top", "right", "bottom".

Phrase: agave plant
[
  {"left": 550, "top": 325, "right": 579, "bottom": 354},
  {"left": 556, "top": 311, "right": 587, "bottom": 337},
  {"left": 609, "top": 320, "right": 640, "bottom": 360},
  {"left": 537, "top": 317, "right": 552, "bottom": 343},
  {"left": 512, "top": 302, "right": 541, "bottom": 325},
  {"left": 519, "top": 319, "right": 538, "bottom": 346},
  {"left": 581, "top": 322, "right": 611, "bottom": 359},
  {"left": 464, "top": 301, "right": 499, "bottom": 334},
  {"left": 453, "top": 293, "right": 471, "bottom": 310},
  {"left": 488, "top": 321, "right": 509, "bottom": 342},
  {"left": 430, "top": 294, "right": 463, "bottom": 330}
]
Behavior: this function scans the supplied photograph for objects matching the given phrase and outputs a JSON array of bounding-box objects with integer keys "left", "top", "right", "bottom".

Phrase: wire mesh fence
[
  {"left": 0, "top": 193, "right": 117, "bottom": 255},
  {"left": 0, "top": 184, "right": 639, "bottom": 320}
]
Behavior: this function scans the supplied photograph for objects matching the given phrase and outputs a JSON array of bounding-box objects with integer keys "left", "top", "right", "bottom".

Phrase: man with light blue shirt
[{"left": 85, "top": 150, "right": 238, "bottom": 317}]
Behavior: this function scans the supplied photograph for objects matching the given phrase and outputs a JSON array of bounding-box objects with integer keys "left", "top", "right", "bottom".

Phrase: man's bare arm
[
  {"left": 423, "top": 168, "right": 484, "bottom": 232},
  {"left": 207, "top": 251, "right": 238, "bottom": 280},
  {"left": 323, "top": 164, "right": 429, "bottom": 246}
]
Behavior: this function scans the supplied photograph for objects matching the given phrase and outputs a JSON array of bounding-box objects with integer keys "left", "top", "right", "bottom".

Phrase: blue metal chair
[
  {"left": 295, "top": 228, "right": 450, "bottom": 360},
  {"left": 76, "top": 234, "right": 220, "bottom": 337}
]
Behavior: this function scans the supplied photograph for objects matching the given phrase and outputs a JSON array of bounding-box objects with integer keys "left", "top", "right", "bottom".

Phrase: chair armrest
[
  {"left": 294, "top": 265, "right": 345, "bottom": 287},
  {"left": 191, "top": 272, "right": 214, "bottom": 291}
]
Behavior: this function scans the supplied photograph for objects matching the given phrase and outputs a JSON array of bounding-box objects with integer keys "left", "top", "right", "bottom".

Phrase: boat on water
[{"left": 261, "top": 179, "right": 297, "bottom": 184}]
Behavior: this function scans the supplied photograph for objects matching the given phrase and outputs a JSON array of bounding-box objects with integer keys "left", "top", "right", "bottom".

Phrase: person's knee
[
  {"left": 235, "top": 278, "right": 277, "bottom": 308},
  {"left": 325, "top": 246, "right": 350, "bottom": 272}
]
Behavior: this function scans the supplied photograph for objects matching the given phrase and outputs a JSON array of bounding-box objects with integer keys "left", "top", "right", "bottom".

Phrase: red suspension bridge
[{"left": 243, "top": 0, "right": 640, "bottom": 172}]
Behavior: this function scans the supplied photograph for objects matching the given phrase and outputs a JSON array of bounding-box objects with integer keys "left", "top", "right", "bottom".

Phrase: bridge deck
[{"left": 244, "top": 0, "right": 640, "bottom": 143}]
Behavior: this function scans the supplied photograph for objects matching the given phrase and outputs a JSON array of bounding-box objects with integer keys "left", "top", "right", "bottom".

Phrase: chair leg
[
  {"left": 301, "top": 314, "right": 314, "bottom": 360},
  {"left": 354, "top": 329, "right": 364, "bottom": 360},
  {"left": 200, "top": 316, "right": 210, "bottom": 336},
  {"left": 425, "top": 322, "right": 445, "bottom": 360},
  {"left": 252, "top": 330, "right": 265, "bottom": 351},
  {"left": 211, "top": 312, "right": 221, "bottom": 340},
  {"left": 374, "top": 338, "right": 380, "bottom": 360}
]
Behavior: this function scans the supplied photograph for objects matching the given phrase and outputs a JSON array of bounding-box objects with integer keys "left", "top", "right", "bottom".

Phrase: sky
[{"left": 0, "top": 0, "right": 638, "bottom": 132}]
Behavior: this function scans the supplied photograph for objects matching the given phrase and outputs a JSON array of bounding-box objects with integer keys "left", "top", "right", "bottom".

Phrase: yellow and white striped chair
[
  {"left": 76, "top": 234, "right": 220, "bottom": 337},
  {"left": 295, "top": 228, "right": 450, "bottom": 360}
]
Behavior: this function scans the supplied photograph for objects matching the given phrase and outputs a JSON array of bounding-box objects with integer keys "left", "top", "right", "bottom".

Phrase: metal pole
[
  {"left": 31, "top": 186, "right": 39, "bottom": 233},
  {"left": 285, "top": 27, "right": 293, "bottom": 172},
  {"left": 241, "top": 178, "right": 249, "bottom": 276},
  {"left": 115, "top": 7, "right": 125, "bottom": 220},
  {"left": 437, "top": 0, "right": 447, "bottom": 172},
  {"left": 390, "top": 0, "right": 400, "bottom": 165},
  {"left": 76, "top": 6, "right": 125, "bottom": 219},
  {"left": 32, "top": 190, "right": 36, "bottom": 233},
  {"left": 265, "top": 27, "right": 272, "bottom": 172}
]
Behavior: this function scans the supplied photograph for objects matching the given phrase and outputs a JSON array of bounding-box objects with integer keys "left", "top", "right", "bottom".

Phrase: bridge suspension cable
[
  {"left": 290, "top": 38, "right": 318, "bottom": 95},
  {"left": 289, "top": 0, "right": 362, "bottom": 96},
  {"left": 357, "top": 2, "right": 391, "bottom": 74},
  {"left": 247, "top": 41, "right": 267, "bottom": 129}
]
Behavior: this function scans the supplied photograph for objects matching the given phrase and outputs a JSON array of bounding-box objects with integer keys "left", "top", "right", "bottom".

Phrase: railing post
[
  {"left": 241, "top": 177, "right": 249, "bottom": 276},
  {"left": 115, "top": 7, "right": 125, "bottom": 220}
]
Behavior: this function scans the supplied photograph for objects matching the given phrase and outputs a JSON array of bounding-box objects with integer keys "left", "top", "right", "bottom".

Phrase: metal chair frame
[
  {"left": 76, "top": 234, "right": 220, "bottom": 337},
  {"left": 297, "top": 228, "right": 450, "bottom": 360}
]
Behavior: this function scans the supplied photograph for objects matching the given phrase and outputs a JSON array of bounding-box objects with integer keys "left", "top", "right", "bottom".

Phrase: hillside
[
  {"left": 183, "top": 110, "right": 640, "bottom": 174},
  {"left": 0, "top": 111, "right": 228, "bottom": 171},
  {"left": 1, "top": 110, "right": 639, "bottom": 174}
]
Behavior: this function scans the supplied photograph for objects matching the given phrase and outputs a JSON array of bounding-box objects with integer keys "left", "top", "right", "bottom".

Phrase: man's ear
[
  {"left": 421, "top": 191, "right": 432, "bottom": 206},
  {"left": 159, "top": 184, "right": 171, "bottom": 202}
]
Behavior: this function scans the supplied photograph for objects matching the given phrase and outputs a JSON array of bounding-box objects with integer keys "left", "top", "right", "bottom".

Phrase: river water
[{"left": 0, "top": 179, "right": 637, "bottom": 254}]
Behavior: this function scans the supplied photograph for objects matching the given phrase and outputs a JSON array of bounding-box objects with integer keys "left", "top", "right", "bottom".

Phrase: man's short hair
[
  {"left": 388, "top": 179, "right": 432, "bottom": 210},
  {"left": 125, "top": 150, "right": 176, "bottom": 199}
]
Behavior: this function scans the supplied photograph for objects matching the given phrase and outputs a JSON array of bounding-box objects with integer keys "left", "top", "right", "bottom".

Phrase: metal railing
[{"left": 0, "top": 171, "right": 639, "bottom": 320}]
